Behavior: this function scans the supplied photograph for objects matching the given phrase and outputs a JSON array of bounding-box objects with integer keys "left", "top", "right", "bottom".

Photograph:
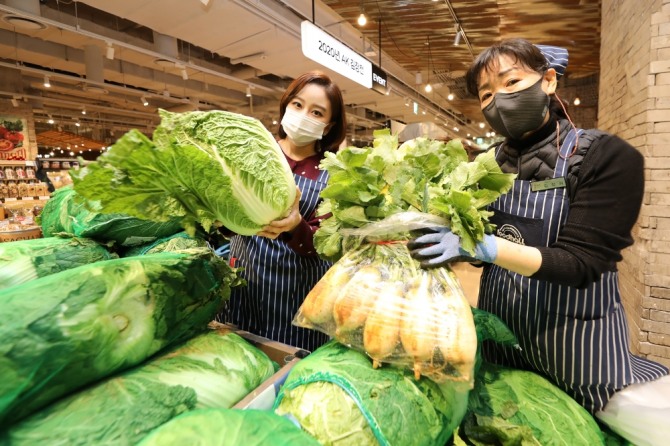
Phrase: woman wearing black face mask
[
  {"left": 408, "top": 38, "right": 669, "bottom": 444},
  {"left": 218, "top": 71, "right": 347, "bottom": 352}
]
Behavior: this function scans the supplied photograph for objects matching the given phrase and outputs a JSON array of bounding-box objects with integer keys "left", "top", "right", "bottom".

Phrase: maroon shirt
[{"left": 281, "top": 153, "right": 327, "bottom": 257}]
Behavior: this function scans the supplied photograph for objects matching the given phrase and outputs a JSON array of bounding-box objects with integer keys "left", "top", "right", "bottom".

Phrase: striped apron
[
  {"left": 223, "top": 169, "right": 332, "bottom": 352},
  {"left": 479, "top": 129, "right": 668, "bottom": 413}
]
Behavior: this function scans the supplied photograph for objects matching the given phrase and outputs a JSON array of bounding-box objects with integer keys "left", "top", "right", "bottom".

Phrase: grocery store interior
[{"left": 2, "top": 0, "right": 670, "bottom": 444}]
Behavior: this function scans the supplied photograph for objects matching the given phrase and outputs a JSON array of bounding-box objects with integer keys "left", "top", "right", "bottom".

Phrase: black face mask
[{"left": 482, "top": 78, "right": 550, "bottom": 140}]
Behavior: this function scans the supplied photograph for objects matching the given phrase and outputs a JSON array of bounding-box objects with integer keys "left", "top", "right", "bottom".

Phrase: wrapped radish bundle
[
  {"left": 297, "top": 131, "right": 515, "bottom": 382},
  {"left": 295, "top": 213, "right": 478, "bottom": 383}
]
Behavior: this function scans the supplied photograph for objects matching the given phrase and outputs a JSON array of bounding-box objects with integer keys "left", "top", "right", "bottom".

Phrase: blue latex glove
[{"left": 408, "top": 227, "right": 498, "bottom": 268}]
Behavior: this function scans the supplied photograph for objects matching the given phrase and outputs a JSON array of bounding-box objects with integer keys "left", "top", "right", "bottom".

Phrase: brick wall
[{"left": 600, "top": 0, "right": 670, "bottom": 368}]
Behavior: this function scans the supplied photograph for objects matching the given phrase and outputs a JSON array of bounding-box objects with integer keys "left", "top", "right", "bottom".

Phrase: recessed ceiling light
[
  {"left": 2, "top": 15, "right": 47, "bottom": 30},
  {"left": 154, "top": 58, "right": 175, "bottom": 68},
  {"left": 82, "top": 84, "right": 109, "bottom": 95}
]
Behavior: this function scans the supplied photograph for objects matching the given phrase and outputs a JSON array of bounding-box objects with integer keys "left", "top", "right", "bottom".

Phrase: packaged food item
[
  {"left": 62, "top": 161, "right": 71, "bottom": 169},
  {"left": 15, "top": 166, "right": 26, "bottom": 179},
  {"left": 7, "top": 182, "right": 18, "bottom": 198},
  {"left": 41, "top": 160, "right": 50, "bottom": 169},
  {"left": 4, "top": 166, "right": 15, "bottom": 180},
  {"left": 17, "top": 182, "right": 28, "bottom": 198},
  {"left": 27, "top": 182, "right": 36, "bottom": 197},
  {"left": 51, "top": 161, "right": 60, "bottom": 169},
  {"left": 26, "top": 166, "right": 35, "bottom": 179},
  {"left": 0, "top": 183, "right": 8, "bottom": 199}
]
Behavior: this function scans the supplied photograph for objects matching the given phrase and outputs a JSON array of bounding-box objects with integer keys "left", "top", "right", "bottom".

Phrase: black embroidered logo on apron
[{"left": 497, "top": 224, "right": 525, "bottom": 245}]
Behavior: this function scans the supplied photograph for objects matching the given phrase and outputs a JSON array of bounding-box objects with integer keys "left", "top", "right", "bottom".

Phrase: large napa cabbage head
[{"left": 71, "top": 110, "right": 297, "bottom": 236}]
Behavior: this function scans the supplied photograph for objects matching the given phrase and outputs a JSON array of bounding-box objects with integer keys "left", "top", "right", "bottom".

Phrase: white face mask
[{"left": 281, "top": 108, "right": 328, "bottom": 147}]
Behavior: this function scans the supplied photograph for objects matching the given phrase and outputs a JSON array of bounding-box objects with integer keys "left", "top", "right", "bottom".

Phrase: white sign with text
[{"left": 301, "top": 21, "right": 372, "bottom": 88}]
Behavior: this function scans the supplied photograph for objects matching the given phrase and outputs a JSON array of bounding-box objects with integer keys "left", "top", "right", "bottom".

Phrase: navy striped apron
[
  {"left": 223, "top": 169, "right": 332, "bottom": 352},
  {"left": 479, "top": 129, "right": 668, "bottom": 413}
]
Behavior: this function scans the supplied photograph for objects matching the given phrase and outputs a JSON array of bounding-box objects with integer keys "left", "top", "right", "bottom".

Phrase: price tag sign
[
  {"left": 301, "top": 21, "right": 372, "bottom": 88},
  {"left": 4, "top": 197, "right": 17, "bottom": 202}
]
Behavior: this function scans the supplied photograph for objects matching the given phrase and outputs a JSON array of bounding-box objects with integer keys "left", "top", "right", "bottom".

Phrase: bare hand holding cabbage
[{"left": 71, "top": 110, "right": 298, "bottom": 237}]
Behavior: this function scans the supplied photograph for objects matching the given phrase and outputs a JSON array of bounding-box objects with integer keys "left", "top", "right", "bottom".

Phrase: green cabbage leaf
[
  {"left": 0, "top": 248, "right": 240, "bottom": 425},
  {"left": 70, "top": 110, "right": 297, "bottom": 236},
  {"left": 0, "top": 236, "right": 115, "bottom": 291},
  {"left": 274, "top": 341, "right": 469, "bottom": 446},
  {"left": 138, "top": 408, "right": 320, "bottom": 446},
  {"left": 2, "top": 332, "right": 275, "bottom": 446},
  {"left": 39, "top": 185, "right": 183, "bottom": 247},
  {"left": 459, "top": 361, "right": 606, "bottom": 446}
]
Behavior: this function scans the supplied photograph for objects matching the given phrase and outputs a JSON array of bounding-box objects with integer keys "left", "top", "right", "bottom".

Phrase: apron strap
[{"left": 554, "top": 128, "right": 584, "bottom": 178}]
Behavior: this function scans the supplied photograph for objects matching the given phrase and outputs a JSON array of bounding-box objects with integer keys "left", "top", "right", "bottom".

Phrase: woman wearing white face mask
[
  {"left": 408, "top": 39, "right": 669, "bottom": 444},
  {"left": 219, "top": 71, "right": 347, "bottom": 352}
]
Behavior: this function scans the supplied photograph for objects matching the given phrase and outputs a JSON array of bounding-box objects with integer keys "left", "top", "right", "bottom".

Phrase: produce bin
[{"left": 208, "top": 322, "right": 307, "bottom": 411}]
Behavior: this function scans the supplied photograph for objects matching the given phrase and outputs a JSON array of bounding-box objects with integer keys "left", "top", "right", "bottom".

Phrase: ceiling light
[
  {"left": 47, "top": 115, "right": 54, "bottom": 124},
  {"left": 43, "top": 75, "right": 51, "bottom": 88},
  {"left": 415, "top": 72, "right": 422, "bottom": 85},
  {"left": 181, "top": 68, "right": 189, "bottom": 80},
  {"left": 105, "top": 42, "right": 115, "bottom": 60},
  {"left": 453, "top": 25, "right": 462, "bottom": 46},
  {"left": 75, "top": 120, "right": 81, "bottom": 127},
  {"left": 10, "top": 98, "right": 19, "bottom": 108},
  {"left": 246, "top": 86, "right": 252, "bottom": 97},
  {"left": 357, "top": 0, "right": 367, "bottom": 26},
  {"left": 404, "top": 98, "right": 411, "bottom": 107},
  {"left": 2, "top": 15, "right": 47, "bottom": 30},
  {"left": 154, "top": 58, "right": 175, "bottom": 68},
  {"left": 81, "top": 107, "right": 86, "bottom": 115},
  {"left": 357, "top": 13, "right": 367, "bottom": 26},
  {"left": 141, "top": 95, "right": 149, "bottom": 106},
  {"left": 447, "top": 93, "right": 454, "bottom": 101},
  {"left": 574, "top": 97, "right": 581, "bottom": 106},
  {"left": 424, "top": 83, "right": 432, "bottom": 93},
  {"left": 479, "top": 122, "right": 485, "bottom": 129}
]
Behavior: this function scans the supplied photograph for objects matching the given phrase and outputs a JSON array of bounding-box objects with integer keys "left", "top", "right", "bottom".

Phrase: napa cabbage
[
  {"left": 274, "top": 341, "right": 470, "bottom": 446},
  {"left": 121, "top": 231, "right": 208, "bottom": 257},
  {"left": 70, "top": 110, "right": 297, "bottom": 236},
  {"left": 459, "top": 361, "right": 606, "bottom": 445},
  {"left": 1, "top": 332, "right": 276, "bottom": 446},
  {"left": 0, "top": 236, "right": 115, "bottom": 291},
  {"left": 138, "top": 408, "right": 320, "bottom": 446},
  {"left": 39, "top": 185, "right": 183, "bottom": 247},
  {"left": 0, "top": 248, "right": 240, "bottom": 425}
]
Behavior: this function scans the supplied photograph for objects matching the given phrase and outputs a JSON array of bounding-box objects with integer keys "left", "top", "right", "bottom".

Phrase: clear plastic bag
[{"left": 294, "top": 212, "right": 476, "bottom": 384}]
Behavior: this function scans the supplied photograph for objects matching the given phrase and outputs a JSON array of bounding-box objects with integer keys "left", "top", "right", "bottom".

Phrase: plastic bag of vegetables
[
  {"left": 1, "top": 331, "right": 276, "bottom": 445},
  {"left": 274, "top": 340, "right": 470, "bottom": 446},
  {"left": 295, "top": 212, "right": 480, "bottom": 383},
  {"left": 137, "top": 409, "right": 320, "bottom": 446},
  {"left": 0, "top": 247, "right": 241, "bottom": 425},
  {"left": 0, "top": 235, "right": 115, "bottom": 291}
]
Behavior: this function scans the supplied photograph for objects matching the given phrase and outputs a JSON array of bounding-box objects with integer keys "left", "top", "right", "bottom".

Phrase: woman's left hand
[{"left": 256, "top": 188, "right": 302, "bottom": 239}]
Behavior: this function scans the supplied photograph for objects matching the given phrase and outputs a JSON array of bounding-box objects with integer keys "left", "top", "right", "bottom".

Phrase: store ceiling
[{"left": 0, "top": 0, "right": 601, "bottom": 147}]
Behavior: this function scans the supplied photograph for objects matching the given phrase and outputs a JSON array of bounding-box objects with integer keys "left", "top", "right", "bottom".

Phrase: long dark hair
[
  {"left": 278, "top": 71, "right": 347, "bottom": 153},
  {"left": 465, "top": 38, "right": 567, "bottom": 118}
]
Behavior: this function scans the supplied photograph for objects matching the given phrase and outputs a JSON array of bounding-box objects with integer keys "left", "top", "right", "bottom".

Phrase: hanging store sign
[
  {"left": 371, "top": 64, "right": 388, "bottom": 95},
  {"left": 301, "top": 21, "right": 372, "bottom": 89}
]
